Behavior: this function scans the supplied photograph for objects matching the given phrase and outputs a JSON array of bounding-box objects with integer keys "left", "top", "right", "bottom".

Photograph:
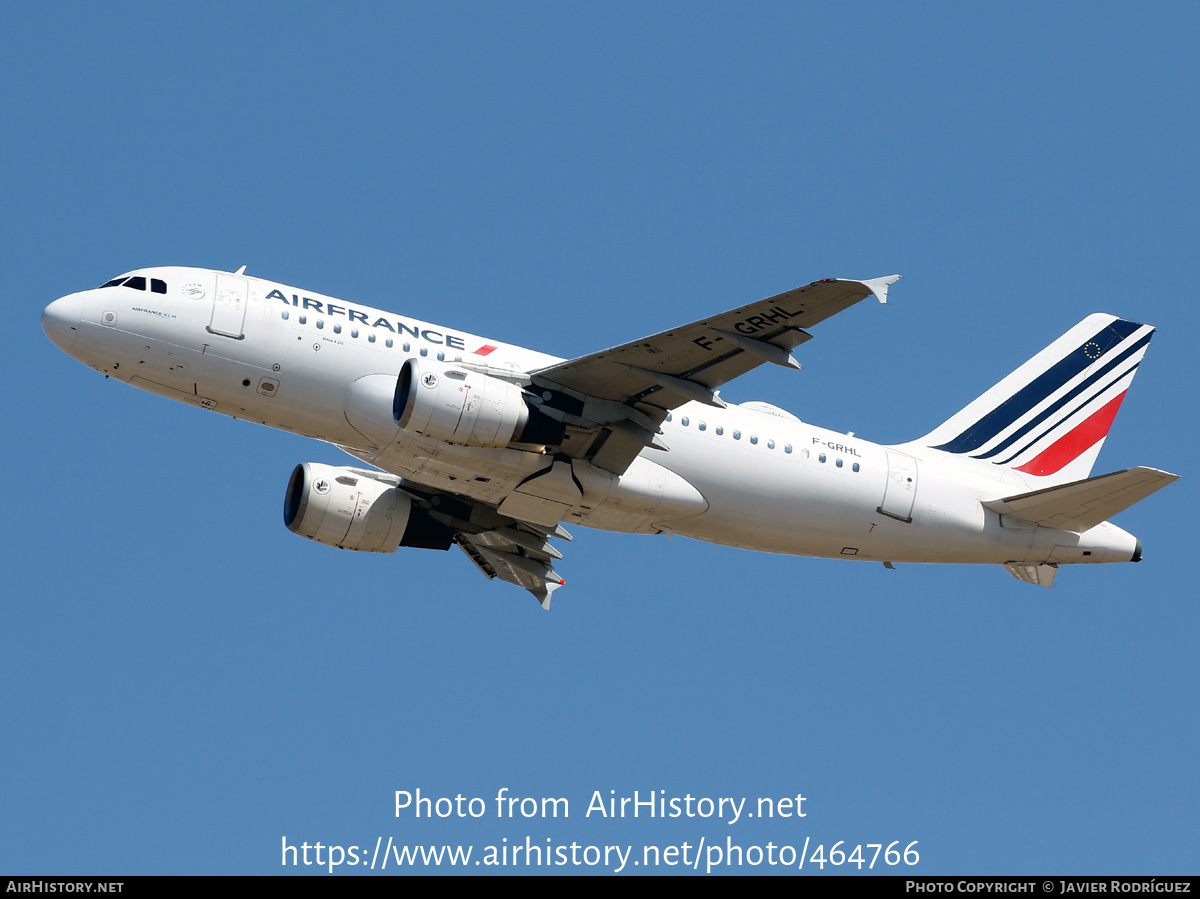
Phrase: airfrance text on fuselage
[{"left": 266, "top": 289, "right": 467, "bottom": 350}]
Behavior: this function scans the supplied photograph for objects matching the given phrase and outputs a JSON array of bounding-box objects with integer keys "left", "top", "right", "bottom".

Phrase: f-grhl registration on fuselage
[{"left": 42, "top": 267, "right": 1177, "bottom": 608}]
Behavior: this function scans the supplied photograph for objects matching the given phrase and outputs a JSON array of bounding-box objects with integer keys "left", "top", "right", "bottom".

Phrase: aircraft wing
[{"left": 528, "top": 275, "right": 899, "bottom": 473}]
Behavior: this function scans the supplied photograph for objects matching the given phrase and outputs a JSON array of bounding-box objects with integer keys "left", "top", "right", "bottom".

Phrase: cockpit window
[{"left": 99, "top": 274, "right": 167, "bottom": 292}]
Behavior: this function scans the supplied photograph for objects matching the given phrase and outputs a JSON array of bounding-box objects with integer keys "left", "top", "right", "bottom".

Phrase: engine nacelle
[
  {"left": 394, "top": 358, "right": 536, "bottom": 448},
  {"left": 283, "top": 462, "right": 453, "bottom": 552}
]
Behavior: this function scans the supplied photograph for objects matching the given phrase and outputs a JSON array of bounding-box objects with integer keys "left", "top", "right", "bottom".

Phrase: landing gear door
[
  {"left": 208, "top": 274, "right": 248, "bottom": 339},
  {"left": 877, "top": 451, "right": 918, "bottom": 523}
]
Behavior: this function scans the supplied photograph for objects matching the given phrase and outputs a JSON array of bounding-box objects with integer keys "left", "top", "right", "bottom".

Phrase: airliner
[{"left": 41, "top": 266, "right": 1177, "bottom": 608}]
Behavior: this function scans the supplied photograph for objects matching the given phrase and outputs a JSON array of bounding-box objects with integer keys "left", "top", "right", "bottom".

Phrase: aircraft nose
[{"left": 42, "top": 293, "right": 83, "bottom": 352}]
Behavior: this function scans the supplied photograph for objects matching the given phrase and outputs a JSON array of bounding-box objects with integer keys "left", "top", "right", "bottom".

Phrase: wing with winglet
[{"left": 525, "top": 275, "right": 900, "bottom": 474}]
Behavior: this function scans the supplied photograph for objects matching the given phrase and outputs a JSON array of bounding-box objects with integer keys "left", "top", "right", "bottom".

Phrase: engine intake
[{"left": 283, "top": 462, "right": 453, "bottom": 552}]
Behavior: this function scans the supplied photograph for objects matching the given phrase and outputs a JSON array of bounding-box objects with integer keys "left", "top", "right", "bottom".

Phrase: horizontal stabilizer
[
  {"left": 1003, "top": 562, "right": 1058, "bottom": 587},
  {"left": 984, "top": 466, "right": 1179, "bottom": 533}
]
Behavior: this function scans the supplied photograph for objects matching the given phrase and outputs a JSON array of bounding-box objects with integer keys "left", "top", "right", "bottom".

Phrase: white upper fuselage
[{"left": 42, "top": 266, "right": 1139, "bottom": 568}]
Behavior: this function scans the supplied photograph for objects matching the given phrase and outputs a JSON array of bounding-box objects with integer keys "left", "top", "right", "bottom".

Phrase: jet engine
[
  {"left": 283, "top": 462, "right": 453, "bottom": 552},
  {"left": 392, "top": 358, "right": 562, "bottom": 448}
]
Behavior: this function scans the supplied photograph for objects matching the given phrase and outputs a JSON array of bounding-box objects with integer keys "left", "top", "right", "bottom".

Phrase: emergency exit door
[
  {"left": 877, "top": 451, "right": 918, "bottom": 523},
  {"left": 208, "top": 274, "right": 248, "bottom": 339}
]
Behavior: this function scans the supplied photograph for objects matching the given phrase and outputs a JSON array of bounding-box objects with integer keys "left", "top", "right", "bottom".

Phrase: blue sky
[{"left": 2, "top": 1, "right": 1196, "bottom": 875}]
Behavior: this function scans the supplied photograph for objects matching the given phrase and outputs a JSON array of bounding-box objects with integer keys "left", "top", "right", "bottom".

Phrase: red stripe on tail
[{"left": 1014, "top": 391, "right": 1127, "bottom": 477}]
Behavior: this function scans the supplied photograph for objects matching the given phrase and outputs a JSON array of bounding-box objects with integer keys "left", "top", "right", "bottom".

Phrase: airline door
[
  {"left": 208, "top": 274, "right": 248, "bottom": 339},
  {"left": 877, "top": 451, "right": 918, "bottom": 523}
]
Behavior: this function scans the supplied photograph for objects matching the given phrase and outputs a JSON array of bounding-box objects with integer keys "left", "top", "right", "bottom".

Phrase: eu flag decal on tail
[{"left": 919, "top": 314, "right": 1155, "bottom": 486}]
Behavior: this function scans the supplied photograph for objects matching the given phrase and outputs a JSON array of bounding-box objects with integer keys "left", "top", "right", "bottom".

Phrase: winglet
[
  {"left": 537, "top": 578, "right": 565, "bottom": 610},
  {"left": 859, "top": 274, "right": 901, "bottom": 304}
]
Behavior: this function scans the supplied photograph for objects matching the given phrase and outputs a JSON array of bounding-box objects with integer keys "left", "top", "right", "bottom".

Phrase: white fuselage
[{"left": 43, "top": 266, "right": 1139, "bottom": 568}]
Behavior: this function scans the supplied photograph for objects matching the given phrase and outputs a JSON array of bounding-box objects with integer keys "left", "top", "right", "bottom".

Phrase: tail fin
[{"left": 917, "top": 314, "right": 1155, "bottom": 485}]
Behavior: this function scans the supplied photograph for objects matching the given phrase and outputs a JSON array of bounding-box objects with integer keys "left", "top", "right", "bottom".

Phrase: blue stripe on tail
[
  {"left": 932, "top": 318, "right": 1142, "bottom": 454},
  {"left": 970, "top": 330, "right": 1152, "bottom": 460}
]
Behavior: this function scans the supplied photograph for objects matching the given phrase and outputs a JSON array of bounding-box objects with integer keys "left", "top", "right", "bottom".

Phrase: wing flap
[
  {"left": 456, "top": 531, "right": 566, "bottom": 609},
  {"left": 984, "top": 466, "right": 1179, "bottom": 532}
]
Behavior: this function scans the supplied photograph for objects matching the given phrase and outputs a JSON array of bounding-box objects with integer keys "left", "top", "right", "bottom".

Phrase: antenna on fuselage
[{"left": 234, "top": 265, "right": 247, "bottom": 275}]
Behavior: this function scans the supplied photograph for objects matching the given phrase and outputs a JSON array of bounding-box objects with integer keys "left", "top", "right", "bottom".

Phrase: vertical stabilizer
[{"left": 917, "top": 314, "right": 1155, "bottom": 486}]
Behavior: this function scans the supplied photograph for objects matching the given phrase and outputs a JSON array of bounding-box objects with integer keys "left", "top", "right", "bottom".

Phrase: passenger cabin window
[
  {"left": 681, "top": 417, "right": 689, "bottom": 427},
  {"left": 715, "top": 425, "right": 723, "bottom": 435}
]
